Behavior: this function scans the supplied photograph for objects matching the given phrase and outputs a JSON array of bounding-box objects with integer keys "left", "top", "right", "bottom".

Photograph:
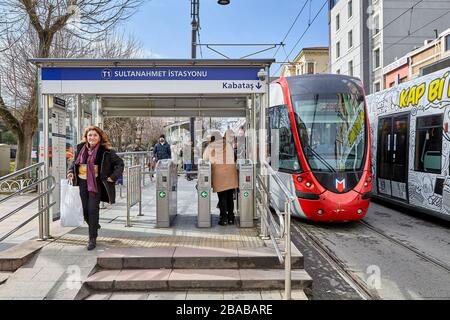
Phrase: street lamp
[{"left": 190, "top": 0, "right": 229, "bottom": 171}]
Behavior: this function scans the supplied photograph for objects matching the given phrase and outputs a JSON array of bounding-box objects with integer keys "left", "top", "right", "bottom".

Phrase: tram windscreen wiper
[{"left": 305, "top": 145, "right": 336, "bottom": 173}]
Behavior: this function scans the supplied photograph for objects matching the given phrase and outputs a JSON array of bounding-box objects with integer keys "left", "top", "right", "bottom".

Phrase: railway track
[
  {"left": 291, "top": 220, "right": 381, "bottom": 300},
  {"left": 358, "top": 220, "right": 450, "bottom": 274}
]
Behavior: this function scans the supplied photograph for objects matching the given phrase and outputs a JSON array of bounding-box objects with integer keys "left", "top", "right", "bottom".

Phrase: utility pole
[{"left": 190, "top": 0, "right": 199, "bottom": 175}]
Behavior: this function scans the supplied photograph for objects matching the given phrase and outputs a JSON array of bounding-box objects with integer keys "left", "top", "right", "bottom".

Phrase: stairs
[{"left": 83, "top": 242, "right": 312, "bottom": 297}]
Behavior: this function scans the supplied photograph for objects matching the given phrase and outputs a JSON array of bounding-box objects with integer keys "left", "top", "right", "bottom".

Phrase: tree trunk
[{"left": 15, "top": 123, "right": 33, "bottom": 171}]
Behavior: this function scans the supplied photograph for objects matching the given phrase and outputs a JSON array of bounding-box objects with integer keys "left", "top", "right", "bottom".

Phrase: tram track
[
  {"left": 358, "top": 220, "right": 450, "bottom": 274},
  {"left": 290, "top": 220, "right": 381, "bottom": 300}
]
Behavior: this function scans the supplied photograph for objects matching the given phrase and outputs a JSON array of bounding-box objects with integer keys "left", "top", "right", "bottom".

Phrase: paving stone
[
  {"left": 147, "top": 291, "right": 187, "bottom": 300},
  {"left": 0, "top": 281, "right": 55, "bottom": 298},
  {"left": 85, "top": 270, "right": 121, "bottom": 290},
  {"left": 85, "top": 293, "right": 112, "bottom": 300},
  {"left": 109, "top": 292, "right": 149, "bottom": 300},
  {"left": 260, "top": 290, "right": 282, "bottom": 300},
  {"left": 186, "top": 291, "right": 224, "bottom": 300},
  {"left": 44, "top": 281, "right": 83, "bottom": 300},
  {"left": 8, "top": 267, "right": 43, "bottom": 281},
  {"left": 113, "top": 269, "right": 171, "bottom": 290},
  {"left": 281, "top": 289, "right": 308, "bottom": 300},
  {"left": 169, "top": 269, "right": 240, "bottom": 289},
  {"left": 223, "top": 291, "right": 262, "bottom": 300},
  {"left": 173, "top": 246, "right": 239, "bottom": 269}
]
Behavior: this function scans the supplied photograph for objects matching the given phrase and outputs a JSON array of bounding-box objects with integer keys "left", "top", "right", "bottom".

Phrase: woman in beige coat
[{"left": 203, "top": 131, "right": 238, "bottom": 225}]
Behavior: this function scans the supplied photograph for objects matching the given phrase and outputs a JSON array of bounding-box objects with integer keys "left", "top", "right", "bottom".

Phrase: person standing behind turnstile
[
  {"left": 203, "top": 131, "right": 238, "bottom": 226},
  {"left": 153, "top": 134, "right": 171, "bottom": 163},
  {"left": 182, "top": 138, "right": 193, "bottom": 181}
]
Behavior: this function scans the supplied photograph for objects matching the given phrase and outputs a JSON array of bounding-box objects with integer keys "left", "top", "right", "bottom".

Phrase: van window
[{"left": 414, "top": 114, "right": 443, "bottom": 174}]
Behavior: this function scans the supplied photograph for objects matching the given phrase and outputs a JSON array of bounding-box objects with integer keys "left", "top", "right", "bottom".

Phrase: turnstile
[
  {"left": 197, "top": 159, "right": 211, "bottom": 227},
  {"left": 237, "top": 159, "right": 254, "bottom": 227},
  {"left": 156, "top": 159, "right": 178, "bottom": 227}
]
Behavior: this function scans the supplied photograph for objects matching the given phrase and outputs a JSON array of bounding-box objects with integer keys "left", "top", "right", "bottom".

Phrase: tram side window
[
  {"left": 268, "top": 105, "right": 301, "bottom": 173},
  {"left": 414, "top": 114, "right": 443, "bottom": 174}
]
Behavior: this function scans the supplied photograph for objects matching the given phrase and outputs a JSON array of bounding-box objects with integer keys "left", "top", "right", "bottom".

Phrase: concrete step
[
  {"left": 97, "top": 246, "right": 304, "bottom": 270},
  {"left": 85, "top": 268, "right": 312, "bottom": 291},
  {"left": 84, "top": 289, "right": 309, "bottom": 300}
]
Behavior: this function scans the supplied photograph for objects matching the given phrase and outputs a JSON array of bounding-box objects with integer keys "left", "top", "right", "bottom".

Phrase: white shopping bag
[{"left": 60, "top": 179, "right": 84, "bottom": 227}]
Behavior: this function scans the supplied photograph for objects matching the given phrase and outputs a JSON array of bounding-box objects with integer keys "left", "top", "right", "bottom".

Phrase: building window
[
  {"left": 414, "top": 114, "right": 443, "bottom": 174},
  {"left": 374, "top": 48, "right": 380, "bottom": 69},
  {"left": 348, "top": 60, "right": 353, "bottom": 76},
  {"left": 348, "top": 0, "right": 353, "bottom": 18},
  {"left": 374, "top": 14, "right": 380, "bottom": 35},
  {"left": 446, "top": 34, "right": 450, "bottom": 51},
  {"left": 307, "top": 62, "right": 315, "bottom": 74},
  {"left": 336, "top": 69, "right": 340, "bottom": 74},
  {"left": 336, "top": 41, "right": 341, "bottom": 58},
  {"left": 348, "top": 30, "right": 353, "bottom": 48},
  {"left": 336, "top": 13, "right": 340, "bottom": 31},
  {"left": 374, "top": 81, "right": 381, "bottom": 92}
]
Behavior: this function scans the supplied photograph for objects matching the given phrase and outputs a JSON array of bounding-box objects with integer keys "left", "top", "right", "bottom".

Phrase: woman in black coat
[{"left": 67, "top": 126, "right": 124, "bottom": 250}]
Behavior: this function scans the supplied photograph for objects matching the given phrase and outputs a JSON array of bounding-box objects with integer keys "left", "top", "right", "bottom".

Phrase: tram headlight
[
  {"left": 317, "top": 209, "right": 324, "bottom": 215},
  {"left": 357, "top": 208, "right": 363, "bottom": 214},
  {"left": 305, "top": 181, "right": 312, "bottom": 188}
]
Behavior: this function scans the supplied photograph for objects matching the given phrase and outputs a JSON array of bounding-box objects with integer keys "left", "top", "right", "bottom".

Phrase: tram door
[{"left": 377, "top": 114, "right": 409, "bottom": 201}]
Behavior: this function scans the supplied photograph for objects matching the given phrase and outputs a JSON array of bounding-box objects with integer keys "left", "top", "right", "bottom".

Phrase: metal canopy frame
[{"left": 32, "top": 58, "right": 273, "bottom": 224}]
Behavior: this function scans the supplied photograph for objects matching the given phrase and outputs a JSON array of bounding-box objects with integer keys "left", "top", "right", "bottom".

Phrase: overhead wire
[
  {"left": 272, "top": 0, "right": 310, "bottom": 59},
  {"left": 274, "top": 0, "right": 328, "bottom": 75}
]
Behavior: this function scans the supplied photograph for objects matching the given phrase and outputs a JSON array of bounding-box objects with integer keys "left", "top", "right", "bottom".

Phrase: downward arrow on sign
[{"left": 255, "top": 83, "right": 262, "bottom": 89}]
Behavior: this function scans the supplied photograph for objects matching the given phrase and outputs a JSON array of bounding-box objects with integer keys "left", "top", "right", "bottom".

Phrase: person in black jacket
[
  {"left": 67, "top": 126, "right": 124, "bottom": 250},
  {"left": 152, "top": 134, "right": 171, "bottom": 162}
]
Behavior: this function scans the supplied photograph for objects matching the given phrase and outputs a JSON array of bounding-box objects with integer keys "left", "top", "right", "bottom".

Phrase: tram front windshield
[{"left": 292, "top": 91, "right": 366, "bottom": 172}]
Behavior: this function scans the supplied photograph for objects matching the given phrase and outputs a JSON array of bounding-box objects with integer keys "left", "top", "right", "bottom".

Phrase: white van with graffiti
[{"left": 367, "top": 67, "right": 450, "bottom": 221}]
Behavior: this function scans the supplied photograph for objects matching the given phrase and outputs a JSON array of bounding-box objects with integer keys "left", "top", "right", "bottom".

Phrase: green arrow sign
[
  {"left": 159, "top": 191, "right": 167, "bottom": 198},
  {"left": 243, "top": 191, "right": 249, "bottom": 198},
  {"left": 200, "top": 191, "right": 209, "bottom": 198}
]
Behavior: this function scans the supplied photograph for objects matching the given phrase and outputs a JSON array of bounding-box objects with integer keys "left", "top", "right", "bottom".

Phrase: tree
[{"left": 0, "top": 0, "right": 144, "bottom": 170}]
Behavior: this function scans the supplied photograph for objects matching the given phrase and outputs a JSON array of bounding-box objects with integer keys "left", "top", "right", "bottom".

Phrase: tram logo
[
  {"left": 336, "top": 178, "right": 346, "bottom": 193},
  {"left": 101, "top": 68, "right": 112, "bottom": 79}
]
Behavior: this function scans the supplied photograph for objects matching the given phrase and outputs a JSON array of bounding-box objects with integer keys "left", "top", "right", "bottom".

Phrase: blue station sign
[{"left": 40, "top": 66, "right": 266, "bottom": 94}]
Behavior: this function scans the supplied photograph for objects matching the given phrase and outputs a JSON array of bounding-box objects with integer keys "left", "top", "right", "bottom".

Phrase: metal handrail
[
  {"left": 0, "top": 163, "right": 55, "bottom": 242},
  {"left": 256, "top": 160, "right": 296, "bottom": 300},
  {"left": 126, "top": 165, "right": 142, "bottom": 227}
]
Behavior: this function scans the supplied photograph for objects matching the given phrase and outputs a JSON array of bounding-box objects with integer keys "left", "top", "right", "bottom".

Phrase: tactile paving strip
[{"left": 53, "top": 230, "right": 264, "bottom": 248}]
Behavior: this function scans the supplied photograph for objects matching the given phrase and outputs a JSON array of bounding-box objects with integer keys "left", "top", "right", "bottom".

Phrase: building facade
[
  {"left": 280, "top": 47, "right": 329, "bottom": 77},
  {"left": 329, "top": 0, "right": 450, "bottom": 94},
  {"left": 383, "top": 27, "right": 450, "bottom": 87},
  {"left": 329, "top": 0, "right": 371, "bottom": 93}
]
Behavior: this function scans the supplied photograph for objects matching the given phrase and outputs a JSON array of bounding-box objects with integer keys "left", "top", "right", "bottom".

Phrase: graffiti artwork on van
[
  {"left": 398, "top": 71, "right": 450, "bottom": 115},
  {"left": 409, "top": 173, "right": 442, "bottom": 210}
]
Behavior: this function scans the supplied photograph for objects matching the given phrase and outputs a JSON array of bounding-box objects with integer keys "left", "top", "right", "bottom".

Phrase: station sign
[{"left": 40, "top": 66, "right": 267, "bottom": 94}]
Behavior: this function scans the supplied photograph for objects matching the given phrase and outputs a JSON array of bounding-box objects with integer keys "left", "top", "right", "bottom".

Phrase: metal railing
[
  {"left": 126, "top": 165, "right": 142, "bottom": 227},
  {"left": 0, "top": 163, "right": 56, "bottom": 242},
  {"left": 117, "top": 151, "right": 152, "bottom": 187},
  {"left": 255, "top": 160, "right": 295, "bottom": 300}
]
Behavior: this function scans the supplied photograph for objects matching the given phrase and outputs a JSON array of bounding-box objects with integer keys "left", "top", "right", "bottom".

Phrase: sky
[{"left": 119, "top": 0, "right": 330, "bottom": 75}]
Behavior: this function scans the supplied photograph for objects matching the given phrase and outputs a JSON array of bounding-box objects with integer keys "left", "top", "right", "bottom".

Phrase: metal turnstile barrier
[
  {"left": 197, "top": 159, "right": 211, "bottom": 227},
  {"left": 156, "top": 159, "right": 178, "bottom": 227},
  {"left": 237, "top": 159, "right": 254, "bottom": 227}
]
